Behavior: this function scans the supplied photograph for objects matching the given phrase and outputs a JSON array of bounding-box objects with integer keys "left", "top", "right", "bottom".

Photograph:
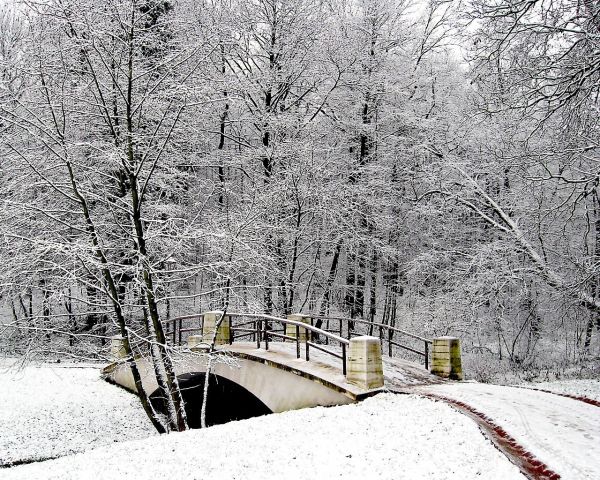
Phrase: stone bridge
[{"left": 103, "top": 312, "right": 463, "bottom": 426}]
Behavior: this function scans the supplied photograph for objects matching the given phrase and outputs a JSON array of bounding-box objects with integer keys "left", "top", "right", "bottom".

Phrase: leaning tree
[{"left": 0, "top": 0, "right": 225, "bottom": 432}]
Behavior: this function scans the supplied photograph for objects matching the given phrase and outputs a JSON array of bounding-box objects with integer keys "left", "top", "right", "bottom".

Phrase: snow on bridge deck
[{"left": 218, "top": 342, "right": 444, "bottom": 400}]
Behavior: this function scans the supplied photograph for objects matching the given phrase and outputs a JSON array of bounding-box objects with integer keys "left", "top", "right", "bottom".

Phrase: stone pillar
[
  {"left": 201, "top": 310, "right": 231, "bottom": 346},
  {"left": 346, "top": 336, "right": 384, "bottom": 390},
  {"left": 187, "top": 335, "right": 206, "bottom": 352},
  {"left": 110, "top": 336, "right": 127, "bottom": 361},
  {"left": 286, "top": 314, "right": 311, "bottom": 342},
  {"left": 431, "top": 336, "right": 463, "bottom": 380}
]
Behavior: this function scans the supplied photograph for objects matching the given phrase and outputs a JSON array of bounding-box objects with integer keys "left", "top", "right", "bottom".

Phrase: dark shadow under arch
[{"left": 150, "top": 372, "right": 272, "bottom": 428}]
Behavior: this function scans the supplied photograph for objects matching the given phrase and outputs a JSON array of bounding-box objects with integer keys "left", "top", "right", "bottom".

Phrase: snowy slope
[
  {"left": 2, "top": 392, "right": 524, "bottom": 480},
  {"left": 0, "top": 361, "right": 156, "bottom": 466}
]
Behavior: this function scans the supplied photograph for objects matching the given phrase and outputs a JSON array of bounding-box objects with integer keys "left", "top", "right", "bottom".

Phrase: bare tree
[{"left": 0, "top": 0, "right": 208, "bottom": 432}]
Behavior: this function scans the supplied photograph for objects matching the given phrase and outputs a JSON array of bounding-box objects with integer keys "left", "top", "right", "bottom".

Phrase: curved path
[{"left": 411, "top": 383, "right": 600, "bottom": 479}]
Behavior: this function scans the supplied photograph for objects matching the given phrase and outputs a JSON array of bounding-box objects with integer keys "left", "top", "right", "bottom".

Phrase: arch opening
[{"left": 150, "top": 372, "right": 272, "bottom": 428}]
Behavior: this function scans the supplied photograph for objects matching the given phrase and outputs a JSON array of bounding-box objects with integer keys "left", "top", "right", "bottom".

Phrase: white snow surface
[
  {"left": 0, "top": 360, "right": 156, "bottom": 466},
  {"left": 2, "top": 391, "right": 524, "bottom": 480},
  {"left": 522, "top": 379, "right": 600, "bottom": 402},
  {"left": 422, "top": 382, "right": 600, "bottom": 480}
]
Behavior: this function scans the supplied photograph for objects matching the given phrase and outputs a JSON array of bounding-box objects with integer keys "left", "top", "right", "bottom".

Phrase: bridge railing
[
  {"left": 163, "top": 312, "right": 350, "bottom": 375},
  {"left": 229, "top": 313, "right": 350, "bottom": 375},
  {"left": 309, "top": 315, "right": 432, "bottom": 370},
  {"left": 162, "top": 312, "right": 462, "bottom": 380},
  {"left": 163, "top": 313, "right": 203, "bottom": 346}
]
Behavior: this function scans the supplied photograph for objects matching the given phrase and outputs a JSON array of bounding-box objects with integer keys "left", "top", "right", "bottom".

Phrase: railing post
[
  {"left": 264, "top": 319, "right": 269, "bottom": 350},
  {"left": 431, "top": 337, "right": 462, "bottom": 380},
  {"left": 286, "top": 314, "right": 311, "bottom": 342},
  {"left": 305, "top": 336, "right": 310, "bottom": 362},
  {"left": 424, "top": 341, "right": 429, "bottom": 370},
  {"left": 256, "top": 319, "right": 261, "bottom": 348},
  {"left": 178, "top": 318, "right": 182, "bottom": 346},
  {"left": 296, "top": 325, "right": 300, "bottom": 359},
  {"left": 346, "top": 336, "right": 384, "bottom": 390},
  {"left": 109, "top": 336, "right": 127, "bottom": 361},
  {"left": 187, "top": 335, "right": 206, "bottom": 352},
  {"left": 342, "top": 343, "right": 347, "bottom": 375},
  {"left": 172, "top": 321, "right": 176, "bottom": 345},
  {"left": 347, "top": 320, "right": 353, "bottom": 340},
  {"left": 388, "top": 329, "right": 392, "bottom": 357}
]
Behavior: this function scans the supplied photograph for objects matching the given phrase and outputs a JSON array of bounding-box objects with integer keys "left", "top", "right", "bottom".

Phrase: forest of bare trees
[{"left": 0, "top": 0, "right": 598, "bottom": 429}]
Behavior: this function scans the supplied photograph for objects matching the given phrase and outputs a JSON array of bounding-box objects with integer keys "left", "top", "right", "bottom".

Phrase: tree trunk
[
  {"left": 66, "top": 160, "right": 166, "bottom": 433},
  {"left": 315, "top": 239, "right": 343, "bottom": 330}
]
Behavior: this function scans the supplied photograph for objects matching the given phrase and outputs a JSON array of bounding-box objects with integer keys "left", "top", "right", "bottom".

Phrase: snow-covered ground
[
  {"left": 521, "top": 378, "right": 600, "bottom": 402},
  {"left": 422, "top": 382, "right": 600, "bottom": 480},
  {"left": 4, "top": 359, "right": 598, "bottom": 479},
  {"left": 2, "top": 392, "right": 524, "bottom": 480},
  {"left": 0, "top": 359, "right": 156, "bottom": 466}
]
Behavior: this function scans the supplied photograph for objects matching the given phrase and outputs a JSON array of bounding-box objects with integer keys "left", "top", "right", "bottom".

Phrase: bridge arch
[
  {"left": 104, "top": 348, "right": 356, "bottom": 417},
  {"left": 149, "top": 372, "right": 272, "bottom": 428}
]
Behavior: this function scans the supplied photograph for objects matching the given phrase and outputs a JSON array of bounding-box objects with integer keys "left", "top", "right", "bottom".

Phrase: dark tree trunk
[
  {"left": 315, "top": 239, "right": 343, "bottom": 330},
  {"left": 345, "top": 247, "right": 365, "bottom": 321},
  {"left": 584, "top": 189, "right": 600, "bottom": 351},
  {"left": 217, "top": 43, "right": 229, "bottom": 206},
  {"left": 64, "top": 287, "right": 76, "bottom": 347}
]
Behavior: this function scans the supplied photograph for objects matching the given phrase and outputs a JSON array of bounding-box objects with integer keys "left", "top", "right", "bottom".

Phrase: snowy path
[
  {"left": 2, "top": 393, "right": 524, "bottom": 480},
  {"left": 419, "top": 382, "right": 600, "bottom": 479}
]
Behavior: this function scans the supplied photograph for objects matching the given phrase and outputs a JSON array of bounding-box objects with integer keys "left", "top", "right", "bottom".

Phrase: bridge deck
[
  {"left": 382, "top": 355, "right": 446, "bottom": 391},
  {"left": 213, "top": 342, "right": 444, "bottom": 398}
]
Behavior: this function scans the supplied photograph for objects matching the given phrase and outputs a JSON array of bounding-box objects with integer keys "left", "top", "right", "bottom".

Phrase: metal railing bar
[
  {"left": 227, "top": 312, "right": 350, "bottom": 346},
  {"left": 388, "top": 340, "right": 426, "bottom": 356},
  {"left": 230, "top": 327, "right": 256, "bottom": 333},
  {"left": 265, "top": 331, "right": 297, "bottom": 342},
  {"left": 306, "top": 341, "right": 344, "bottom": 360},
  {"left": 163, "top": 314, "right": 203, "bottom": 325},
  {"left": 180, "top": 327, "right": 202, "bottom": 333},
  {"left": 312, "top": 315, "right": 432, "bottom": 343},
  {"left": 266, "top": 329, "right": 286, "bottom": 334},
  {"left": 231, "top": 320, "right": 258, "bottom": 327},
  {"left": 231, "top": 332, "right": 255, "bottom": 340}
]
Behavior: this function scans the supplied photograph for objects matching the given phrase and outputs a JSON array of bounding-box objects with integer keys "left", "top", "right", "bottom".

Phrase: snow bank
[
  {"left": 2, "top": 393, "right": 523, "bottom": 480},
  {"left": 523, "top": 379, "right": 600, "bottom": 402},
  {"left": 0, "top": 361, "right": 156, "bottom": 466}
]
